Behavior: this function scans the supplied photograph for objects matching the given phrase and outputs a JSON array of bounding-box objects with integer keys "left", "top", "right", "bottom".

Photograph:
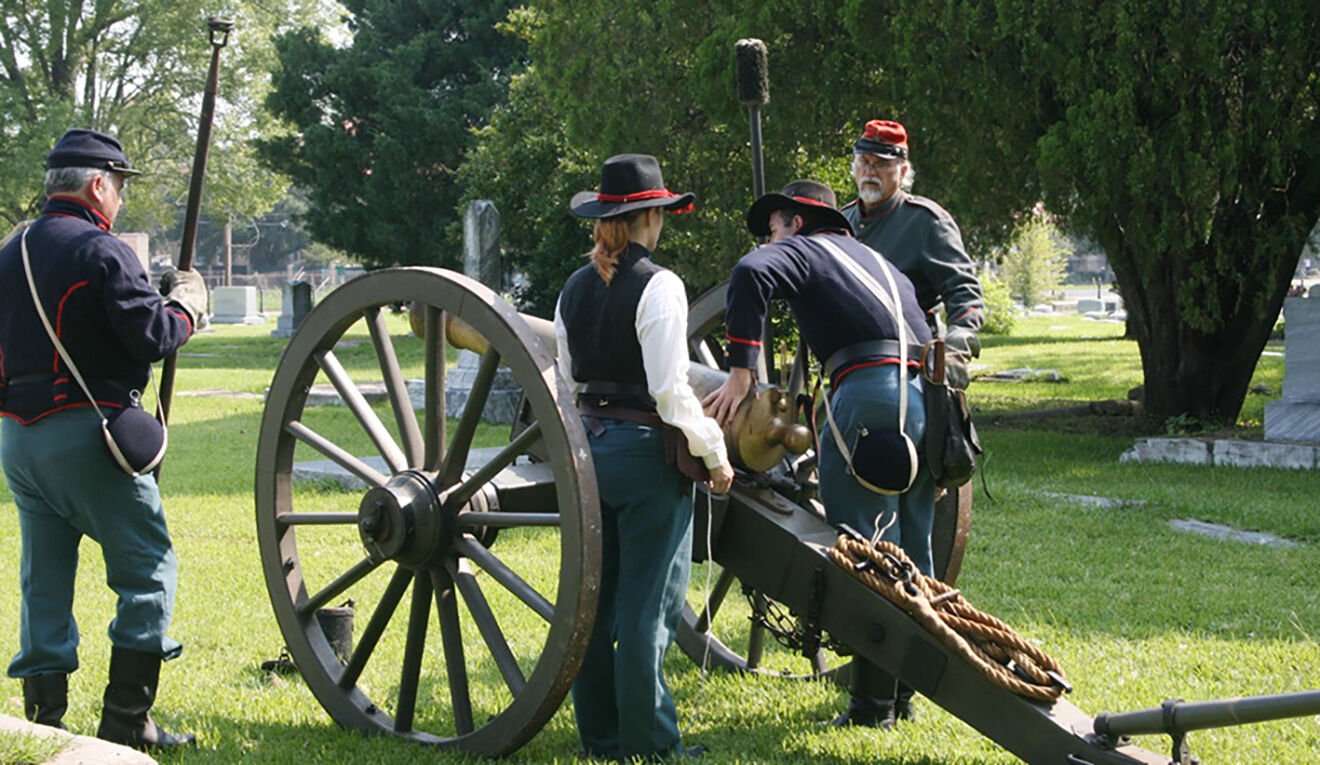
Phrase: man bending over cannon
[{"left": 704, "top": 180, "right": 934, "bottom": 730}]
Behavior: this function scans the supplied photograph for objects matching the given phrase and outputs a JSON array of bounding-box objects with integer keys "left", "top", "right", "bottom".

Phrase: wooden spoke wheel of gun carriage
[
  {"left": 256, "top": 267, "right": 600, "bottom": 756},
  {"left": 677, "top": 281, "right": 973, "bottom": 679}
]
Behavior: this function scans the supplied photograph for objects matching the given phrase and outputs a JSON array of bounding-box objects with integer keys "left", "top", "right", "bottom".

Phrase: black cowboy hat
[
  {"left": 746, "top": 179, "right": 854, "bottom": 237},
  {"left": 571, "top": 154, "right": 695, "bottom": 218},
  {"left": 46, "top": 128, "right": 143, "bottom": 176}
]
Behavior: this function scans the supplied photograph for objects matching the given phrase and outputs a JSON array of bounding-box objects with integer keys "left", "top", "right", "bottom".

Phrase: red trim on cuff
[
  {"left": 166, "top": 305, "right": 194, "bottom": 336},
  {"left": 724, "top": 334, "right": 762, "bottom": 347}
]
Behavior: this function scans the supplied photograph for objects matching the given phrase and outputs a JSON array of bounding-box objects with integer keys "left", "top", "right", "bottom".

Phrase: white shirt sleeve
[
  {"left": 636, "top": 271, "right": 728, "bottom": 469},
  {"left": 553, "top": 298, "right": 580, "bottom": 393}
]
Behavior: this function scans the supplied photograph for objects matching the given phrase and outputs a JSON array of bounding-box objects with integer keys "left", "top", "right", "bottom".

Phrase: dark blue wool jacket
[
  {"left": 725, "top": 231, "right": 932, "bottom": 381},
  {"left": 0, "top": 197, "right": 193, "bottom": 423}
]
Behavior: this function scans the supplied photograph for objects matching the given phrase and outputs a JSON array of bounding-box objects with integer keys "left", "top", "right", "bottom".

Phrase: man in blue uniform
[
  {"left": 842, "top": 120, "right": 985, "bottom": 388},
  {"left": 704, "top": 180, "right": 934, "bottom": 730},
  {"left": 0, "top": 129, "right": 206, "bottom": 748}
]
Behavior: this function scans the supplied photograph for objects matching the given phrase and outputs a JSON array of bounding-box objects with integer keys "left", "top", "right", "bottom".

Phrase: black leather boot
[
  {"left": 895, "top": 682, "right": 917, "bottom": 721},
  {"left": 827, "top": 660, "right": 897, "bottom": 729},
  {"left": 22, "top": 673, "right": 68, "bottom": 730},
  {"left": 96, "top": 647, "right": 196, "bottom": 750}
]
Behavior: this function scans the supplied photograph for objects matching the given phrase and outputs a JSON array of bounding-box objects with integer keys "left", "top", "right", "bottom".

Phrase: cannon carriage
[{"left": 256, "top": 266, "right": 1318, "bottom": 763}]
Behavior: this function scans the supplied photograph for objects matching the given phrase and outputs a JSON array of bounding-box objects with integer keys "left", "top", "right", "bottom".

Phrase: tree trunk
[{"left": 1112, "top": 238, "right": 1300, "bottom": 426}]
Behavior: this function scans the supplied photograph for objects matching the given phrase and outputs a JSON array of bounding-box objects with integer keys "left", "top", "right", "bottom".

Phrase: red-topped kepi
[
  {"left": 570, "top": 154, "right": 694, "bottom": 218},
  {"left": 745, "top": 179, "right": 854, "bottom": 237},
  {"left": 853, "top": 119, "right": 908, "bottom": 160}
]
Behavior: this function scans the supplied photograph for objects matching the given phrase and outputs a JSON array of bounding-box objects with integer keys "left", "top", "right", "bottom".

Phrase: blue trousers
[
  {"left": 571, "top": 420, "right": 692, "bottom": 759},
  {"left": 819, "top": 364, "right": 936, "bottom": 577},
  {"left": 2, "top": 408, "right": 181, "bottom": 678}
]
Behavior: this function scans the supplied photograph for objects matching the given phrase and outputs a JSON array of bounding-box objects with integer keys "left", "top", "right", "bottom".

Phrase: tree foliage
[
  {"left": 888, "top": 0, "right": 1320, "bottom": 421},
  {"left": 463, "top": 1, "right": 912, "bottom": 316},
  {"left": 0, "top": 1, "right": 321, "bottom": 231},
  {"left": 1001, "top": 215, "right": 1070, "bottom": 309},
  {"left": 260, "top": 0, "right": 526, "bottom": 270}
]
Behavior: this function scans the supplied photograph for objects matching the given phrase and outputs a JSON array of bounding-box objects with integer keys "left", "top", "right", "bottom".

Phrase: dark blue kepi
[{"left": 45, "top": 128, "right": 143, "bottom": 176}]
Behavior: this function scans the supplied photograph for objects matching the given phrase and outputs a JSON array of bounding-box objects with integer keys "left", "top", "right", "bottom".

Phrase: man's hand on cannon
[{"left": 702, "top": 366, "right": 755, "bottom": 428}]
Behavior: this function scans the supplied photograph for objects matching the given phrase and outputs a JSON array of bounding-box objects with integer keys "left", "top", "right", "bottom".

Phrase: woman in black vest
[{"left": 554, "top": 154, "right": 733, "bottom": 759}]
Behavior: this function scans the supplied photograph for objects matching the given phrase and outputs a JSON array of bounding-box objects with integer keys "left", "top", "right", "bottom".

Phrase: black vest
[{"left": 558, "top": 242, "right": 663, "bottom": 410}]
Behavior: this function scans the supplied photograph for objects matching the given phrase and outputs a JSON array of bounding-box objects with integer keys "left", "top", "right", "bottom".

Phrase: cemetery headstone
[
  {"left": 1264, "top": 296, "right": 1320, "bottom": 442},
  {"left": 211, "top": 285, "right": 264, "bottom": 324},
  {"left": 444, "top": 201, "right": 523, "bottom": 424},
  {"left": 271, "top": 281, "right": 313, "bottom": 338}
]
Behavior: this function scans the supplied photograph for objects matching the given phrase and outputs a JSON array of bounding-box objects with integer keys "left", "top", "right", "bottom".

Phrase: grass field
[{"left": 1, "top": 310, "right": 1315, "bottom": 764}]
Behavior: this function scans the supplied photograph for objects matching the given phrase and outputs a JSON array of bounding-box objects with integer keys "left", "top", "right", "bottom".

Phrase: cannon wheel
[
  {"left": 256, "top": 267, "right": 599, "bottom": 756},
  {"left": 678, "top": 281, "right": 973, "bottom": 677}
]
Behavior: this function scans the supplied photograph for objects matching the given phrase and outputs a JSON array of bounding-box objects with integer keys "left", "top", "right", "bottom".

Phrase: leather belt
[
  {"left": 581, "top": 381, "right": 651, "bottom": 398},
  {"left": 824, "top": 339, "right": 926, "bottom": 380}
]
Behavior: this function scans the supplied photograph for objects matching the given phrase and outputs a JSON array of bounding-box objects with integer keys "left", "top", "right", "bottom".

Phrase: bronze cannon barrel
[{"left": 425, "top": 306, "right": 810, "bottom": 472}]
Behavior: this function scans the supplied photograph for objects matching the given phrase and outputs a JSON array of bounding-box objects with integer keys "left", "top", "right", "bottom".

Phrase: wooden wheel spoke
[
  {"left": 695, "top": 568, "right": 738, "bottom": 634},
  {"left": 366, "top": 306, "right": 424, "bottom": 468},
  {"left": 393, "top": 571, "right": 433, "bottom": 733},
  {"left": 456, "top": 512, "right": 560, "bottom": 530},
  {"left": 339, "top": 565, "right": 412, "bottom": 690},
  {"left": 298, "top": 558, "right": 381, "bottom": 616},
  {"left": 445, "top": 421, "right": 542, "bottom": 508},
  {"left": 315, "top": 348, "right": 408, "bottom": 474},
  {"left": 438, "top": 348, "right": 500, "bottom": 487},
  {"left": 432, "top": 567, "right": 474, "bottom": 735},
  {"left": 448, "top": 558, "right": 526, "bottom": 696},
  {"left": 277, "top": 512, "right": 358, "bottom": 526},
  {"left": 423, "top": 306, "right": 446, "bottom": 471},
  {"left": 285, "top": 420, "right": 388, "bottom": 488},
  {"left": 455, "top": 535, "right": 554, "bottom": 623}
]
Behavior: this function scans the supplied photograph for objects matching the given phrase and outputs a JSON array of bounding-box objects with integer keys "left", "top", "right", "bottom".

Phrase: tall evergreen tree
[{"left": 261, "top": 0, "right": 526, "bottom": 270}]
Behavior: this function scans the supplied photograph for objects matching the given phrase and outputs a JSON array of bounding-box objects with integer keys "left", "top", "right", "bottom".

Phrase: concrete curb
[{"left": 0, "top": 713, "right": 155, "bottom": 764}]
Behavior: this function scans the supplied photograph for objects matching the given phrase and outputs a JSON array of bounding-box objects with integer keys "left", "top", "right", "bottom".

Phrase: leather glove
[
  {"left": 945, "top": 348, "right": 971, "bottom": 390},
  {"left": 946, "top": 326, "right": 981, "bottom": 358},
  {"left": 160, "top": 268, "right": 209, "bottom": 329}
]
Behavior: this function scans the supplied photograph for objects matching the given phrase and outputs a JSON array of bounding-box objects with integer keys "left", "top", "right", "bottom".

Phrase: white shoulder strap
[{"left": 815, "top": 235, "right": 912, "bottom": 465}]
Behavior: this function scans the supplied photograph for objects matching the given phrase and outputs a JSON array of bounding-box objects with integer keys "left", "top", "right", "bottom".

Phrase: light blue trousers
[
  {"left": 819, "top": 364, "right": 937, "bottom": 577},
  {"left": 2, "top": 408, "right": 181, "bottom": 678},
  {"left": 571, "top": 419, "right": 692, "bottom": 760}
]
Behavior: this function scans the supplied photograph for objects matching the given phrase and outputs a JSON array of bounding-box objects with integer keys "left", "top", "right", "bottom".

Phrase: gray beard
[{"left": 857, "top": 185, "right": 886, "bottom": 206}]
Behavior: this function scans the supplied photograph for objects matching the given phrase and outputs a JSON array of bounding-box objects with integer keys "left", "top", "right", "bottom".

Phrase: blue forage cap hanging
[{"left": 45, "top": 128, "right": 143, "bottom": 176}]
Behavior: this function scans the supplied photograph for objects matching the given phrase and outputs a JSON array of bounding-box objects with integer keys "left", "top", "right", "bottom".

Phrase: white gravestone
[
  {"left": 211, "top": 285, "right": 265, "bottom": 324},
  {"left": 1264, "top": 296, "right": 1320, "bottom": 442}
]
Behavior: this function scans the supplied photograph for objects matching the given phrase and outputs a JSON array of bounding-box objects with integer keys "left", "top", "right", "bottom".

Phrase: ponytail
[{"left": 588, "top": 213, "right": 637, "bottom": 284}]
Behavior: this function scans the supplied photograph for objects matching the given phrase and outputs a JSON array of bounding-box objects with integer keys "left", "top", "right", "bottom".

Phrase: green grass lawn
[{"left": 0, "top": 311, "right": 1316, "bottom": 763}]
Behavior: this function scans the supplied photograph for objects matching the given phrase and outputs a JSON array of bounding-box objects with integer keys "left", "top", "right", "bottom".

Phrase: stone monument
[
  {"left": 1264, "top": 293, "right": 1320, "bottom": 442},
  {"left": 443, "top": 200, "right": 523, "bottom": 424},
  {"left": 211, "top": 285, "right": 264, "bottom": 324},
  {"left": 271, "top": 281, "right": 313, "bottom": 338}
]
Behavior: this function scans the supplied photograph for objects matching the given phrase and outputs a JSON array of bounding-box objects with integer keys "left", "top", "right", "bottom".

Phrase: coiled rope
[{"left": 828, "top": 534, "right": 1071, "bottom": 702}]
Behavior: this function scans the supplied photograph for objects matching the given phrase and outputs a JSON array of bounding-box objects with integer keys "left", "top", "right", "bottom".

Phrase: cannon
[{"left": 256, "top": 267, "right": 1318, "bottom": 761}]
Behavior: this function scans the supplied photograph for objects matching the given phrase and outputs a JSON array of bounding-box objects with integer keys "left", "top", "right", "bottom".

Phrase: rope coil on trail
[{"left": 828, "top": 535, "right": 1070, "bottom": 702}]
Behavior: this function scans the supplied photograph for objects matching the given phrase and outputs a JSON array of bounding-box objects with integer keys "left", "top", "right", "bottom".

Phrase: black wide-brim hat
[
  {"left": 46, "top": 128, "right": 143, "bottom": 176},
  {"left": 571, "top": 153, "right": 695, "bottom": 218},
  {"left": 746, "top": 179, "right": 854, "bottom": 237}
]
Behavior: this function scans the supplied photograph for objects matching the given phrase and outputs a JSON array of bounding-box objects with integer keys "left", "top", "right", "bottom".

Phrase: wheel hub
[{"left": 357, "top": 471, "right": 449, "bottom": 568}]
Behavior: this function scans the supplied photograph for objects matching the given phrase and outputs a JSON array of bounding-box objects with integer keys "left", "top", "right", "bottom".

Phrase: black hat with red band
[
  {"left": 746, "top": 179, "right": 854, "bottom": 237},
  {"left": 571, "top": 153, "right": 695, "bottom": 218}
]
